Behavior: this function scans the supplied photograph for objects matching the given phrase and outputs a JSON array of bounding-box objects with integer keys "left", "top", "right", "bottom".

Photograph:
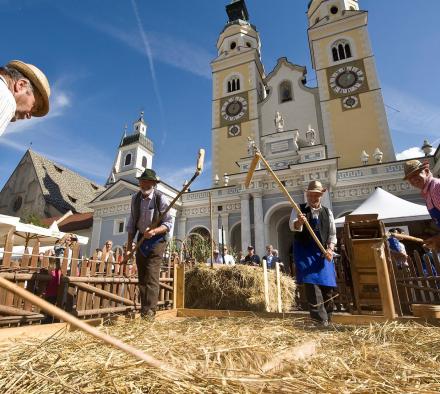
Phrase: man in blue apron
[
  {"left": 289, "top": 180, "right": 337, "bottom": 325},
  {"left": 404, "top": 160, "right": 440, "bottom": 249}
]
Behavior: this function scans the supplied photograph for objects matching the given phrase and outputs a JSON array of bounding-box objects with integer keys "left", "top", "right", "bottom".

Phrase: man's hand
[
  {"left": 143, "top": 228, "right": 156, "bottom": 240},
  {"left": 424, "top": 234, "right": 440, "bottom": 250},
  {"left": 324, "top": 248, "right": 334, "bottom": 261},
  {"left": 294, "top": 213, "right": 307, "bottom": 229}
]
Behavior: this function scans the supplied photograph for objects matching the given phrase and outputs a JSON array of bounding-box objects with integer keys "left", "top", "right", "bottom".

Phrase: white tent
[
  {"left": 0, "top": 214, "right": 88, "bottom": 246},
  {"left": 335, "top": 187, "right": 430, "bottom": 226}
]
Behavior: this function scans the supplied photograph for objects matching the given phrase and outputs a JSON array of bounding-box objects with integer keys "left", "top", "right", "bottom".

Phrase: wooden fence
[
  {"left": 394, "top": 250, "right": 440, "bottom": 315},
  {"left": 0, "top": 230, "right": 175, "bottom": 327}
]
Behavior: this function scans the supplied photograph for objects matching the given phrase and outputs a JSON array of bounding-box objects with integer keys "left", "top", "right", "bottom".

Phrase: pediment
[{"left": 91, "top": 179, "right": 138, "bottom": 203}]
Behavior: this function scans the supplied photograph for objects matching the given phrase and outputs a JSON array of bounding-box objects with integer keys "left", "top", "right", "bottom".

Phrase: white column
[
  {"left": 240, "top": 193, "right": 251, "bottom": 253},
  {"left": 177, "top": 216, "right": 187, "bottom": 242},
  {"left": 220, "top": 212, "right": 229, "bottom": 246},
  {"left": 253, "top": 192, "right": 265, "bottom": 257},
  {"left": 90, "top": 215, "right": 102, "bottom": 256}
]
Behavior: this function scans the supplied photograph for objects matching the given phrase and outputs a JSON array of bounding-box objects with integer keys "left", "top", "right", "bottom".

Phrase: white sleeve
[{"left": 289, "top": 208, "right": 303, "bottom": 232}]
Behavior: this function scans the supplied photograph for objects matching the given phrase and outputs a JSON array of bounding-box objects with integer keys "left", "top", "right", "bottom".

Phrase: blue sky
[{"left": 1, "top": 0, "right": 439, "bottom": 191}]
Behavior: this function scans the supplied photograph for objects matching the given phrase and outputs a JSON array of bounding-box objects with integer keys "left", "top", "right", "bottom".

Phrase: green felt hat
[{"left": 137, "top": 168, "right": 160, "bottom": 182}]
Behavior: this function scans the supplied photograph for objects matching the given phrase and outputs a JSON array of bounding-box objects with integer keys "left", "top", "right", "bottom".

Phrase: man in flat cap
[
  {"left": 0, "top": 60, "right": 51, "bottom": 136},
  {"left": 404, "top": 159, "right": 440, "bottom": 249},
  {"left": 126, "top": 169, "right": 172, "bottom": 320},
  {"left": 289, "top": 180, "right": 337, "bottom": 326}
]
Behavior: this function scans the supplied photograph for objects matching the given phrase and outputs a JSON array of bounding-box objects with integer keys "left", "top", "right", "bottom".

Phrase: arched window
[
  {"left": 331, "top": 39, "right": 353, "bottom": 62},
  {"left": 279, "top": 80, "right": 293, "bottom": 103},
  {"left": 141, "top": 156, "right": 147, "bottom": 168},
  {"left": 124, "top": 153, "right": 132, "bottom": 166},
  {"left": 227, "top": 76, "right": 241, "bottom": 93}
]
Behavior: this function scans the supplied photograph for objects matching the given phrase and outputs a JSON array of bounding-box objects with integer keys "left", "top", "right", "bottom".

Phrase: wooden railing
[
  {"left": 0, "top": 231, "right": 176, "bottom": 327},
  {"left": 393, "top": 250, "right": 440, "bottom": 314}
]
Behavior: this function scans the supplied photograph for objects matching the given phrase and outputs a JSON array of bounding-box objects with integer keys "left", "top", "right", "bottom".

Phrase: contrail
[{"left": 130, "top": 0, "right": 167, "bottom": 145}]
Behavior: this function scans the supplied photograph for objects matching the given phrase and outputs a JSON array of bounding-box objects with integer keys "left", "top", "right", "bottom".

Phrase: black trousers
[
  {"left": 304, "top": 283, "right": 334, "bottom": 322},
  {"left": 135, "top": 240, "right": 167, "bottom": 313}
]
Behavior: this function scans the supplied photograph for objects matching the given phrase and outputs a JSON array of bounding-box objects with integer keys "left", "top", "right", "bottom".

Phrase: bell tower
[
  {"left": 211, "top": 0, "right": 265, "bottom": 182},
  {"left": 107, "top": 111, "right": 154, "bottom": 185},
  {"left": 307, "top": 0, "right": 395, "bottom": 168}
]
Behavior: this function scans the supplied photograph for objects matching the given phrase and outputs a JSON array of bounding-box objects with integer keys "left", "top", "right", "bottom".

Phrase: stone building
[{"left": 0, "top": 150, "right": 104, "bottom": 220}]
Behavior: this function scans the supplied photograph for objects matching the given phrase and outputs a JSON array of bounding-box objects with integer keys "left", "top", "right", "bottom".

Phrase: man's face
[
  {"left": 407, "top": 168, "right": 430, "bottom": 190},
  {"left": 139, "top": 179, "right": 155, "bottom": 194},
  {"left": 306, "top": 191, "right": 322, "bottom": 208},
  {"left": 247, "top": 248, "right": 254, "bottom": 256},
  {"left": 105, "top": 241, "right": 112, "bottom": 250},
  {"left": 12, "top": 79, "right": 36, "bottom": 121},
  {"left": 266, "top": 245, "right": 273, "bottom": 255}
]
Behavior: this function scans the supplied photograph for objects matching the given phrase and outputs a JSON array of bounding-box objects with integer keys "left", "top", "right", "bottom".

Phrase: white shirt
[
  {"left": 0, "top": 76, "right": 16, "bottom": 137},
  {"left": 206, "top": 253, "right": 235, "bottom": 266},
  {"left": 289, "top": 204, "right": 337, "bottom": 245}
]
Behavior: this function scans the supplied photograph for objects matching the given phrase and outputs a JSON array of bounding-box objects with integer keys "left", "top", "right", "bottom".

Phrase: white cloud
[
  {"left": 383, "top": 86, "right": 440, "bottom": 137},
  {"left": 396, "top": 147, "right": 424, "bottom": 161},
  {"left": 89, "top": 19, "right": 212, "bottom": 79}
]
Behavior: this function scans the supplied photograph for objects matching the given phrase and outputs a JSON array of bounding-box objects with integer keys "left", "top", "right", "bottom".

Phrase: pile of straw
[
  {"left": 185, "top": 264, "right": 295, "bottom": 312},
  {"left": 0, "top": 317, "right": 439, "bottom": 393}
]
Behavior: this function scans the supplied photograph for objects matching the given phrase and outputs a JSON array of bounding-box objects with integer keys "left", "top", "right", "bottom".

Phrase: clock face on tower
[
  {"left": 221, "top": 96, "right": 248, "bottom": 122},
  {"left": 329, "top": 66, "right": 364, "bottom": 94}
]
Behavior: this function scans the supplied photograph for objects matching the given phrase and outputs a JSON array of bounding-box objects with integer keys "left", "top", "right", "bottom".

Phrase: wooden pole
[
  {"left": 275, "top": 262, "right": 282, "bottom": 313},
  {"left": 209, "top": 192, "right": 214, "bottom": 269},
  {"left": 249, "top": 152, "right": 328, "bottom": 258},
  {"left": 0, "top": 276, "right": 176, "bottom": 372},
  {"left": 262, "top": 259, "right": 270, "bottom": 312},
  {"left": 373, "top": 244, "right": 397, "bottom": 319}
]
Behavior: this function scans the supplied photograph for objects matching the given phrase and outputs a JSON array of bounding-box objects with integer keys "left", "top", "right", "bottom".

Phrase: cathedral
[{"left": 88, "top": 0, "right": 431, "bottom": 262}]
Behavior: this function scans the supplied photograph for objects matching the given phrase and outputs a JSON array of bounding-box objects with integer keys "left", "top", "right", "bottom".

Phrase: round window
[
  {"left": 330, "top": 6, "right": 338, "bottom": 14},
  {"left": 246, "top": 42, "right": 252, "bottom": 48},
  {"left": 230, "top": 41, "right": 237, "bottom": 50},
  {"left": 13, "top": 196, "right": 22, "bottom": 212}
]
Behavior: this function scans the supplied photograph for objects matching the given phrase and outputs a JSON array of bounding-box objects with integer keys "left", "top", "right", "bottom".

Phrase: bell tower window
[
  {"left": 279, "top": 80, "right": 293, "bottom": 103},
  {"left": 124, "top": 153, "right": 132, "bottom": 166},
  {"left": 227, "top": 76, "right": 241, "bottom": 93},
  {"left": 331, "top": 39, "right": 353, "bottom": 62},
  {"left": 141, "top": 156, "right": 147, "bottom": 168}
]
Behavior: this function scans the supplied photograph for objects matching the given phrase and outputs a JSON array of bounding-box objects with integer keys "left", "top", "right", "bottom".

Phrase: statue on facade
[
  {"left": 373, "top": 147, "right": 383, "bottom": 163},
  {"left": 306, "top": 124, "right": 316, "bottom": 146},
  {"left": 274, "top": 111, "right": 284, "bottom": 132},
  {"left": 360, "top": 150, "right": 369, "bottom": 165},
  {"left": 293, "top": 129, "right": 299, "bottom": 152}
]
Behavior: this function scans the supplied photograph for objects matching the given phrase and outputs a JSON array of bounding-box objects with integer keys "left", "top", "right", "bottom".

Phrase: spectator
[
  {"left": 102, "top": 240, "right": 114, "bottom": 262},
  {"left": 262, "top": 244, "right": 278, "bottom": 269},
  {"left": 42, "top": 258, "right": 61, "bottom": 324},
  {"left": 222, "top": 246, "right": 235, "bottom": 265},
  {"left": 387, "top": 228, "right": 409, "bottom": 269},
  {"left": 206, "top": 249, "right": 223, "bottom": 265},
  {"left": 242, "top": 245, "right": 260, "bottom": 266}
]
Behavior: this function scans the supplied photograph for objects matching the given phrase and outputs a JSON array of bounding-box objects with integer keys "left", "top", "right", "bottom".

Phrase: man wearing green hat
[
  {"left": 0, "top": 60, "right": 51, "bottom": 137},
  {"left": 126, "top": 168, "right": 172, "bottom": 319}
]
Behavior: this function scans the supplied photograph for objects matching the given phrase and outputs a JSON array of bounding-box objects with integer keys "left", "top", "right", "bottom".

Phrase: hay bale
[
  {"left": 1, "top": 318, "right": 439, "bottom": 393},
  {"left": 185, "top": 264, "right": 295, "bottom": 312}
]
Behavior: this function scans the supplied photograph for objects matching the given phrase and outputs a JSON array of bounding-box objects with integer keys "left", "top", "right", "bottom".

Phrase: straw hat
[
  {"left": 137, "top": 168, "right": 160, "bottom": 182},
  {"left": 7, "top": 60, "right": 50, "bottom": 117},
  {"left": 305, "top": 180, "right": 326, "bottom": 194},
  {"left": 403, "top": 160, "right": 429, "bottom": 180}
]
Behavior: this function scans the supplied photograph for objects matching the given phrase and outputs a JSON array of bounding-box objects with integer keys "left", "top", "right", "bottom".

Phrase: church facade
[
  {"left": 87, "top": 0, "right": 432, "bottom": 262},
  {"left": 172, "top": 0, "right": 430, "bottom": 263}
]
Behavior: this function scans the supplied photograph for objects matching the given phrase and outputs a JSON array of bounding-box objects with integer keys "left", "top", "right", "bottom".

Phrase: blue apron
[
  {"left": 293, "top": 217, "right": 337, "bottom": 287},
  {"left": 427, "top": 189, "right": 440, "bottom": 226}
]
